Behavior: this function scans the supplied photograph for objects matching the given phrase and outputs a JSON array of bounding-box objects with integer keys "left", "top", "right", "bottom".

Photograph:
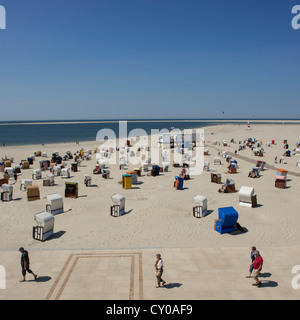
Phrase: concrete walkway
[
  {"left": 1, "top": 245, "right": 300, "bottom": 300},
  {"left": 208, "top": 143, "right": 300, "bottom": 178}
]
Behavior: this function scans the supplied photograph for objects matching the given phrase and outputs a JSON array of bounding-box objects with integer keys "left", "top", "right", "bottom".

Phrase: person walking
[
  {"left": 13, "top": 172, "right": 17, "bottom": 184},
  {"left": 19, "top": 247, "right": 38, "bottom": 282},
  {"left": 246, "top": 246, "right": 256, "bottom": 278},
  {"left": 251, "top": 250, "right": 263, "bottom": 287},
  {"left": 154, "top": 254, "right": 166, "bottom": 288}
]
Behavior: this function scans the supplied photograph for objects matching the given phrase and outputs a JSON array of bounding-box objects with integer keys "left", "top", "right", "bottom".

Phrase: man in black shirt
[{"left": 19, "top": 247, "right": 38, "bottom": 282}]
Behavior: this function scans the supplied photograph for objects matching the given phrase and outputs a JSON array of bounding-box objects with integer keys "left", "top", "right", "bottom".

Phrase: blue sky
[{"left": 0, "top": 0, "right": 299, "bottom": 120}]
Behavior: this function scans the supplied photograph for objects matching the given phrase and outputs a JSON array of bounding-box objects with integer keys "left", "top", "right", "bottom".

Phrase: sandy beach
[{"left": 0, "top": 122, "right": 299, "bottom": 252}]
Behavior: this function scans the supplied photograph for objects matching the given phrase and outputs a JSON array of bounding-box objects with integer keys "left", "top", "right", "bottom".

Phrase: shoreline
[
  {"left": 0, "top": 119, "right": 300, "bottom": 126},
  {"left": 1, "top": 121, "right": 299, "bottom": 148}
]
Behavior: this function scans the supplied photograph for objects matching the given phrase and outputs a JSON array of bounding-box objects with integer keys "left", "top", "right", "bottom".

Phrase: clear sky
[{"left": 0, "top": 0, "right": 299, "bottom": 121}]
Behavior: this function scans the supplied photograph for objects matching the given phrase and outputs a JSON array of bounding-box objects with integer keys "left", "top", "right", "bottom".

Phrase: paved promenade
[{"left": 1, "top": 245, "right": 300, "bottom": 300}]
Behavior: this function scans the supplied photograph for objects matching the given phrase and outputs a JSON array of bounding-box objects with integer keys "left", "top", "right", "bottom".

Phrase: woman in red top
[{"left": 250, "top": 250, "right": 263, "bottom": 286}]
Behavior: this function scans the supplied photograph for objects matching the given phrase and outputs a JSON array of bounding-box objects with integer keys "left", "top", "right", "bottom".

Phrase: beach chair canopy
[
  {"left": 225, "top": 178, "right": 235, "bottom": 185},
  {"left": 193, "top": 195, "right": 207, "bottom": 211},
  {"left": 218, "top": 207, "right": 239, "bottom": 228},
  {"left": 34, "top": 211, "right": 54, "bottom": 233},
  {"left": 111, "top": 194, "right": 125, "bottom": 210},
  {"left": 239, "top": 186, "right": 255, "bottom": 203},
  {"left": 46, "top": 194, "right": 63, "bottom": 210},
  {"left": 175, "top": 176, "right": 184, "bottom": 183},
  {"left": 276, "top": 169, "right": 288, "bottom": 176}
]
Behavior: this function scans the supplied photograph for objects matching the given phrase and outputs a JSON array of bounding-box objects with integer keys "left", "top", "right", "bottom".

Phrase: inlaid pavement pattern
[
  {"left": 1, "top": 246, "right": 300, "bottom": 300},
  {"left": 45, "top": 252, "right": 143, "bottom": 300}
]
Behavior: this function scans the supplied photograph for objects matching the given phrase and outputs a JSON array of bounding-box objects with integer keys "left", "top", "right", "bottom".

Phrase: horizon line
[{"left": 0, "top": 118, "right": 300, "bottom": 126}]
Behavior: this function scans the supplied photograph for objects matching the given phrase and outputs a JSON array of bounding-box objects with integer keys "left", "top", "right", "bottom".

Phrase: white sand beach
[{"left": 0, "top": 122, "right": 299, "bottom": 251}]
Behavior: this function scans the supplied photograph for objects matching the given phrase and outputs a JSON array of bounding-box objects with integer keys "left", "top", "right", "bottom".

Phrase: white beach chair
[
  {"left": 239, "top": 186, "right": 257, "bottom": 208},
  {"left": 20, "top": 179, "right": 32, "bottom": 192},
  {"left": 110, "top": 194, "right": 125, "bottom": 217},
  {"left": 1, "top": 184, "right": 13, "bottom": 201},
  {"left": 33, "top": 212, "right": 55, "bottom": 241},
  {"left": 193, "top": 195, "right": 208, "bottom": 218},
  {"left": 32, "top": 169, "right": 42, "bottom": 180},
  {"left": 46, "top": 194, "right": 64, "bottom": 215},
  {"left": 214, "top": 157, "right": 221, "bottom": 165}
]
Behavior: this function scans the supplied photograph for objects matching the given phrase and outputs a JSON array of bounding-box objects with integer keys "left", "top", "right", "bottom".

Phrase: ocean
[{"left": 0, "top": 119, "right": 297, "bottom": 147}]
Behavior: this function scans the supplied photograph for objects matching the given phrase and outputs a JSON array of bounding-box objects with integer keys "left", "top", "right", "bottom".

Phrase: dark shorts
[{"left": 22, "top": 266, "right": 33, "bottom": 276}]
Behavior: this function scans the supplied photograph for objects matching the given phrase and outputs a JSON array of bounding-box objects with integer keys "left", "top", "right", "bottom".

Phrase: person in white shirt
[{"left": 154, "top": 254, "right": 166, "bottom": 288}]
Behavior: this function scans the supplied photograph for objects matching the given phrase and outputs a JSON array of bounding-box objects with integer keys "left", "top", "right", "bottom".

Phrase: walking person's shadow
[
  {"left": 28, "top": 276, "right": 51, "bottom": 283},
  {"left": 257, "top": 272, "right": 278, "bottom": 288},
  {"left": 163, "top": 282, "right": 182, "bottom": 289},
  {"left": 258, "top": 280, "right": 278, "bottom": 288}
]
